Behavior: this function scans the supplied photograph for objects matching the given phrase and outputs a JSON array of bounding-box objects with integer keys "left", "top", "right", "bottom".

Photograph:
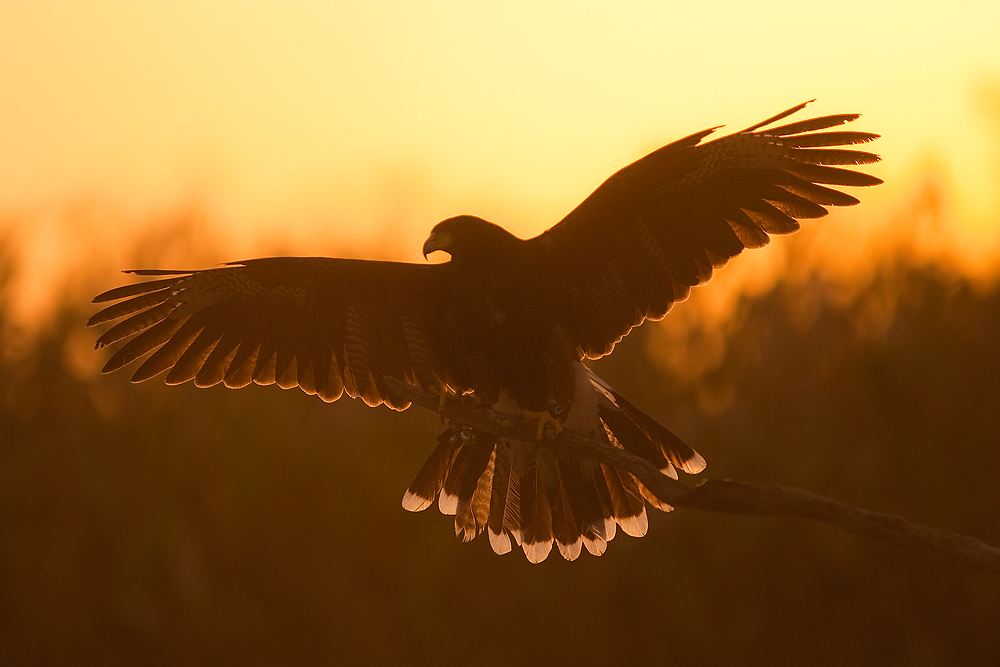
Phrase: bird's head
[{"left": 422, "top": 215, "right": 521, "bottom": 262}]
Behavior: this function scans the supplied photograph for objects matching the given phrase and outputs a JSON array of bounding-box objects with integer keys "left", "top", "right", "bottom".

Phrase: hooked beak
[{"left": 422, "top": 230, "right": 451, "bottom": 260}]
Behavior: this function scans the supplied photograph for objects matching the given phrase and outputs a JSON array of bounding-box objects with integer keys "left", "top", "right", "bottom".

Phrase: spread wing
[
  {"left": 533, "top": 101, "right": 882, "bottom": 359},
  {"left": 88, "top": 257, "right": 477, "bottom": 410}
]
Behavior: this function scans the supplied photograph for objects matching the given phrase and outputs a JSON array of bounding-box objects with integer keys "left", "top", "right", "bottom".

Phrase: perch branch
[{"left": 387, "top": 379, "right": 1000, "bottom": 574}]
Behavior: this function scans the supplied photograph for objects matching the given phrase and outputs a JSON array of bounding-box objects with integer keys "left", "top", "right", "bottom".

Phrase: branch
[{"left": 387, "top": 379, "right": 1000, "bottom": 574}]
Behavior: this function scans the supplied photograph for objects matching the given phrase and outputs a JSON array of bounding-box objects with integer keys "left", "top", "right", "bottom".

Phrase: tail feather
[
  {"left": 519, "top": 462, "right": 554, "bottom": 563},
  {"left": 487, "top": 444, "right": 522, "bottom": 554},
  {"left": 590, "top": 371, "right": 706, "bottom": 475},
  {"left": 557, "top": 456, "right": 609, "bottom": 556},
  {"left": 401, "top": 429, "right": 461, "bottom": 512},
  {"left": 601, "top": 463, "right": 648, "bottom": 538},
  {"left": 401, "top": 369, "right": 705, "bottom": 562},
  {"left": 438, "top": 441, "right": 474, "bottom": 515},
  {"left": 599, "top": 408, "right": 674, "bottom": 475},
  {"left": 635, "top": 477, "right": 674, "bottom": 512},
  {"left": 454, "top": 444, "right": 495, "bottom": 542},
  {"left": 551, "top": 460, "right": 583, "bottom": 560},
  {"left": 592, "top": 469, "right": 618, "bottom": 545}
]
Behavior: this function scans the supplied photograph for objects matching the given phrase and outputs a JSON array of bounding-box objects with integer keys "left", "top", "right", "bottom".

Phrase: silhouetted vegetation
[{"left": 1, "top": 239, "right": 999, "bottom": 665}]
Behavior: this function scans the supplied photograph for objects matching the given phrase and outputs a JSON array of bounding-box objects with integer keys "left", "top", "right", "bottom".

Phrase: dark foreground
[{"left": 2, "top": 253, "right": 998, "bottom": 666}]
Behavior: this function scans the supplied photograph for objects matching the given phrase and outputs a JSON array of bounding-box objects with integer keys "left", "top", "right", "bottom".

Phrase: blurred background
[{"left": 2, "top": 2, "right": 999, "bottom": 665}]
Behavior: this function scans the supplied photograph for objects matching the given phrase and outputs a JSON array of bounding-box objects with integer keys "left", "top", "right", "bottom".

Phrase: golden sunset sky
[{"left": 2, "top": 1, "right": 999, "bottom": 321}]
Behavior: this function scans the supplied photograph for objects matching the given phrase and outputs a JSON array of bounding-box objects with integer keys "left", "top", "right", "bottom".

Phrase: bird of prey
[{"left": 89, "top": 101, "right": 881, "bottom": 563}]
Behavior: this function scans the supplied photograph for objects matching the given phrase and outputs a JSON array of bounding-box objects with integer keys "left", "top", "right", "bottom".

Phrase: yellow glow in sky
[{"left": 1, "top": 1, "right": 999, "bottom": 289}]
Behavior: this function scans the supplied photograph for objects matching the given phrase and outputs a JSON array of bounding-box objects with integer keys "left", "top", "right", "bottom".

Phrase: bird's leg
[
  {"left": 521, "top": 408, "right": 564, "bottom": 440},
  {"left": 436, "top": 386, "right": 485, "bottom": 424},
  {"left": 434, "top": 385, "right": 460, "bottom": 423}
]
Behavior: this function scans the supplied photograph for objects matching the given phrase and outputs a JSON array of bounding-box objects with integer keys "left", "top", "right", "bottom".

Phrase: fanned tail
[{"left": 401, "top": 368, "right": 705, "bottom": 563}]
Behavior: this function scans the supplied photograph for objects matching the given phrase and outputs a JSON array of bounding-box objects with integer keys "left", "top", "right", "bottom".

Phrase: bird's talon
[
  {"left": 522, "top": 409, "right": 563, "bottom": 440},
  {"left": 436, "top": 386, "right": 453, "bottom": 423}
]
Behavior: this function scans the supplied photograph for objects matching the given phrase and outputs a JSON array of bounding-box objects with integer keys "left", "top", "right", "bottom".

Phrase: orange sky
[{"left": 2, "top": 1, "right": 999, "bottom": 323}]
